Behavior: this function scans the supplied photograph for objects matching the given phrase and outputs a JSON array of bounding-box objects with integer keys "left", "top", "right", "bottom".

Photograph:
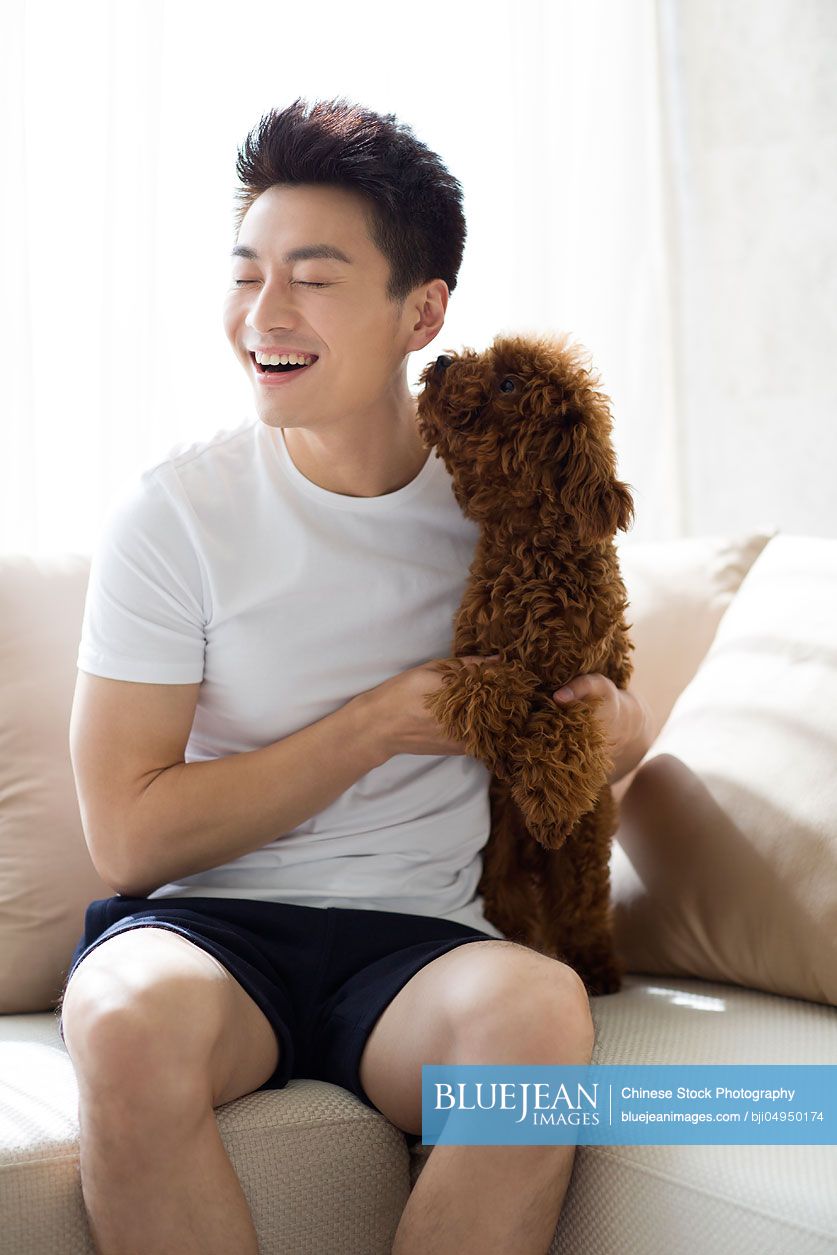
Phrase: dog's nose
[{"left": 435, "top": 354, "right": 453, "bottom": 375}]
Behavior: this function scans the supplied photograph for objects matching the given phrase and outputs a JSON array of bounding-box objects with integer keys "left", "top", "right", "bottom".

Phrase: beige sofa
[{"left": 1, "top": 528, "right": 835, "bottom": 1254}]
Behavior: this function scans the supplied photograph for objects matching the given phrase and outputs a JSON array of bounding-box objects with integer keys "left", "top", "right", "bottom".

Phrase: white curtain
[{"left": 2, "top": 0, "right": 834, "bottom": 558}]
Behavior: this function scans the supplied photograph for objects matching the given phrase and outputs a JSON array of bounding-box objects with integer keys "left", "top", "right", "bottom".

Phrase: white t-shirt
[{"left": 78, "top": 413, "right": 505, "bottom": 939}]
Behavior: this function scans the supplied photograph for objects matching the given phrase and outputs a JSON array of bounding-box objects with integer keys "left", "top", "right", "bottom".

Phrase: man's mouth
[{"left": 249, "top": 352, "right": 318, "bottom": 375}]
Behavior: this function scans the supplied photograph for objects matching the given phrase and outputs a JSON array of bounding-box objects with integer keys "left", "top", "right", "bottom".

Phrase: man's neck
[{"left": 281, "top": 395, "right": 429, "bottom": 498}]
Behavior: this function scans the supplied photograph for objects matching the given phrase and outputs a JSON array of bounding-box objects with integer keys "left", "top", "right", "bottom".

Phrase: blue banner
[{"left": 420, "top": 1065, "right": 837, "bottom": 1145}]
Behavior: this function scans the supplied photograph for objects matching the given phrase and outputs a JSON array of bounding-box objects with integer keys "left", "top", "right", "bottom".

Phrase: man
[{"left": 59, "top": 97, "right": 652, "bottom": 1254}]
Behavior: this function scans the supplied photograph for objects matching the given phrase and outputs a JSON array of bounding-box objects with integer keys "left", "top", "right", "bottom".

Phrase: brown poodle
[{"left": 415, "top": 331, "right": 635, "bottom": 996}]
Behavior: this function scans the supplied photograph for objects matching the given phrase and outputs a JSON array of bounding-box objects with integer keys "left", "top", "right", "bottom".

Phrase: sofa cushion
[
  {"left": 611, "top": 535, "right": 837, "bottom": 1007},
  {"left": 611, "top": 528, "right": 776, "bottom": 800},
  {"left": 557, "top": 973, "right": 837, "bottom": 1255},
  {"left": 0, "top": 554, "right": 113, "bottom": 1016}
]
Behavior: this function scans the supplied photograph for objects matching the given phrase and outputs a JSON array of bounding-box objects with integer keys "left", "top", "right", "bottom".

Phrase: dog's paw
[
  {"left": 509, "top": 774, "right": 593, "bottom": 840},
  {"left": 425, "top": 659, "right": 525, "bottom": 771}
]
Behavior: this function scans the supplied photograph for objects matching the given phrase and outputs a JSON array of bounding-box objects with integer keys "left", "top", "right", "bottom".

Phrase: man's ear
[{"left": 560, "top": 430, "right": 635, "bottom": 544}]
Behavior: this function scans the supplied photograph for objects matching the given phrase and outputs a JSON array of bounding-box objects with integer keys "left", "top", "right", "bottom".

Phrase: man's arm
[{"left": 88, "top": 691, "right": 388, "bottom": 899}]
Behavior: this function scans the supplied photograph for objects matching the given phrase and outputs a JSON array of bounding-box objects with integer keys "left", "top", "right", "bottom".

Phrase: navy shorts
[{"left": 56, "top": 895, "right": 498, "bottom": 1115}]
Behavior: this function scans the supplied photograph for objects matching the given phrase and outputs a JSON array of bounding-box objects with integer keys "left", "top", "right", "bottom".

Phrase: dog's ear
[{"left": 559, "top": 429, "right": 635, "bottom": 544}]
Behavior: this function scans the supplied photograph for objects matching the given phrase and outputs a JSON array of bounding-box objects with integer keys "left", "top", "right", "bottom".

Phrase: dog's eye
[{"left": 499, "top": 377, "right": 517, "bottom": 393}]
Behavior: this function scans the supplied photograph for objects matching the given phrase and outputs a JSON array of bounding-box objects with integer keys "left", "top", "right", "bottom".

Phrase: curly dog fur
[{"left": 415, "top": 331, "right": 636, "bottom": 996}]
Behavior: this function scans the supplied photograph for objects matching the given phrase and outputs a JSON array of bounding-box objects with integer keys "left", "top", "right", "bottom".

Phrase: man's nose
[
  {"left": 245, "top": 279, "right": 301, "bottom": 327},
  {"left": 435, "top": 354, "right": 453, "bottom": 375}
]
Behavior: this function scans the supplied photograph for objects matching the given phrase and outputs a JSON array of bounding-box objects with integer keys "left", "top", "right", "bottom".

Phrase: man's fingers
[{"left": 554, "top": 673, "right": 597, "bottom": 701}]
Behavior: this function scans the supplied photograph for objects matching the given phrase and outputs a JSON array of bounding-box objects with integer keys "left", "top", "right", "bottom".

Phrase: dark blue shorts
[{"left": 56, "top": 895, "right": 498, "bottom": 1114}]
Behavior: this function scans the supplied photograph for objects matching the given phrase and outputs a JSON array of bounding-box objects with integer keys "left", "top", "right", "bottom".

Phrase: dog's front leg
[
  {"left": 421, "top": 657, "right": 534, "bottom": 779},
  {"left": 505, "top": 693, "right": 613, "bottom": 847}
]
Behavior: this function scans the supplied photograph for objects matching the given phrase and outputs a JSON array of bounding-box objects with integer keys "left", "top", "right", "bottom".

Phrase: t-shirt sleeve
[{"left": 77, "top": 465, "right": 207, "bottom": 683}]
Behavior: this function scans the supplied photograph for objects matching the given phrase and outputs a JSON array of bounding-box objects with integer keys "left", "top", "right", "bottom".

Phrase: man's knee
[
  {"left": 449, "top": 949, "right": 595, "bottom": 1062},
  {"left": 62, "top": 928, "right": 282, "bottom": 1112},
  {"left": 62, "top": 988, "right": 214, "bottom": 1112},
  {"left": 60, "top": 935, "right": 230, "bottom": 1109}
]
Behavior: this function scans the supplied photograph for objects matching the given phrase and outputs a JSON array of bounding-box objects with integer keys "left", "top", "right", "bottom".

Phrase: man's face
[{"left": 223, "top": 183, "right": 436, "bottom": 431}]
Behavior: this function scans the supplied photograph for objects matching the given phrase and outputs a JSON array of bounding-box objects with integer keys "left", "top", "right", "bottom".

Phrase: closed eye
[{"left": 232, "top": 280, "right": 330, "bottom": 288}]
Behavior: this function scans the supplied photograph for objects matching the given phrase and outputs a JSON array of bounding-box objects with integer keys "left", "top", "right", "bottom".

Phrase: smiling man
[{"left": 59, "top": 97, "right": 652, "bottom": 1255}]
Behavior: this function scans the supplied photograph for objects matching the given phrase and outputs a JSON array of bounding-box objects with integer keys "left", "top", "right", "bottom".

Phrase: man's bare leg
[
  {"left": 60, "top": 927, "right": 282, "bottom": 1255},
  {"left": 76, "top": 1081, "right": 260, "bottom": 1255},
  {"left": 393, "top": 1141, "right": 578, "bottom": 1255},
  {"left": 391, "top": 1025, "right": 588, "bottom": 1255},
  {"left": 357, "top": 940, "right": 594, "bottom": 1255}
]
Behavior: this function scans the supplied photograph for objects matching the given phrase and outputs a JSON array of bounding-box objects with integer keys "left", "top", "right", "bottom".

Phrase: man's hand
[
  {"left": 356, "top": 653, "right": 501, "bottom": 761},
  {"left": 553, "top": 674, "right": 653, "bottom": 784}
]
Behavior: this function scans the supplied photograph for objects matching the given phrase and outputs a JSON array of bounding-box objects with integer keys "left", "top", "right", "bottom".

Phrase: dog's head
[{"left": 416, "top": 332, "right": 634, "bottom": 545}]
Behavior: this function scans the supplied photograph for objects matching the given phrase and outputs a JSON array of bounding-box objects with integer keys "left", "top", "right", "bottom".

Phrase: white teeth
[{"left": 254, "top": 351, "right": 315, "bottom": 366}]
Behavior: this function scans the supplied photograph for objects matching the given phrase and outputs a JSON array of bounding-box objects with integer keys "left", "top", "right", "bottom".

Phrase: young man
[{"left": 59, "top": 98, "right": 652, "bottom": 1254}]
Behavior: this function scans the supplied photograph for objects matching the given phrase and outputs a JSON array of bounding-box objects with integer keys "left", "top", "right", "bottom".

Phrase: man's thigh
[
  {"left": 358, "top": 939, "right": 592, "bottom": 1136},
  {"left": 60, "top": 926, "right": 281, "bottom": 1109}
]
